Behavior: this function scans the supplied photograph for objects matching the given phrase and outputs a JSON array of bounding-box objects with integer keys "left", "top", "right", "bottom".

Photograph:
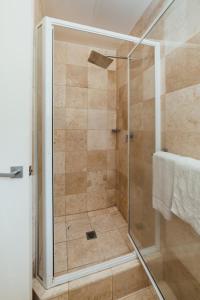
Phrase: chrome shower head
[{"left": 88, "top": 50, "right": 114, "bottom": 69}]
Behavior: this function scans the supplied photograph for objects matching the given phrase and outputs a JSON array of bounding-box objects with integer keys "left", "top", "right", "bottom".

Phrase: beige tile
[
  {"left": 88, "top": 208, "right": 109, "bottom": 217},
  {"left": 54, "top": 107, "right": 66, "bottom": 129},
  {"left": 68, "top": 269, "right": 112, "bottom": 300},
  {"left": 66, "top": 130, "right": 87, "bottom": 152},
  {"left": 66, "top": 43, "right": 89, "bottom": 66},
  {"left": 108, "top": 206, "right": 118, "bottom": 214},
  {"left": 108, "top": 70, "right": 116, "bottom": 90},
  {"left": 33, "top": 278, "right": 69, "bottom": 300},
  {"left": 111, "top": 212, "right": 127, "bottom": 228},
  {"left": 88, "top": 67, "right": 108, "bottom": 89},
  {"left": 66, "top": 172, "right": 87, "bottom": 195},
  {"left": 54, "top": 216, "right": 66, "bottom": 224},
  {"left": 165, "top": 84, "right": 200, "bottom": 133},
  {"left": 90, "top": 214, "right": 115, "bottom": 234},
  {"left": 107, "top": 131, "right": 116, "bottom": 149},
  {"left": 98, "top": 230, "right": 129, "bottom": 260},
  {"left": 54, "top": 64, "right": 66, "bottom": 85},
  {"left": 107, "top": 189, "right": 117, "bottom": 207},
  {"left": 107, "top": 110, "right": 116, "bottom": 129},
  {"left": 87, "top": 130, "right": 107, "bottom": 150},
  {"left": 54, "top": 41, "right": 68, "bottom": 64},
  {"left": 66, "top": 109, "right": 87, "bottom": 129},
  {"left": 54, "top": 174, "right": 65, "bottom": 197},
  {"left": 65, "top": 193, "right": 87, "bottom": 215},
  {"left": 87, "top": 150, "right": 107, "bottom": 171},
  {"left": 107, "top": 89, "right": 116, "bottom": 110},
  {"left": 54, "top": 222, "right": 66, "bottom": 243},
  {"left": 65, "top": 212, "right": 89, "bottom": 222},
  {"left": 54, "top": 152, "right": 65, "bottom": 174},
  {"left": 107, "top": 150, "right": 116, "bottom": 170},
  {"left": 107, "top": 170, "right": 116, "bottom": 189},
  {"left": 66, "top": 151, "right": 87, "bottom": 173},
  {"left": 66, "top": 64, "right": 88, "bottom": 88},
  {"left": 88, "top": 89, "right": 107, "bottom": 109},
  {"left": 88, "top": 109, "right": 107, "bottom": 129},
  {"left": 118, "top": 226, "right": 133, "bottom": 251},
  {"left": 54, "top": 196, "right": 66, "bottom": 217},
  {"left": 66, "top": 218, "right": 91, "bottom": 241},
  {"left": 54, "top": 85, "right": 66, "bottom": 107},
  {"left": 112, "top": 260, "right": 149, "bottom": 299},
  {"left": 51, "top": 295, "right": 68, "bottom": 300},
  {"left": 87, "top": 171, "right": 107, "bottom": 193},
  {"left": 54, "top": 130, "right": 65, "bottom": 152},
  {"left": 87, "top": 191, "right": 108, "bottom": 211},
  {"left": 66, "top": 87, "right": 88, "bottom": 109},
  {"left": 67, "top": 238, "right": 102, "bottom": 269},
  {"left": 54, "top": 242, "right": 68, "bottom": 274}
]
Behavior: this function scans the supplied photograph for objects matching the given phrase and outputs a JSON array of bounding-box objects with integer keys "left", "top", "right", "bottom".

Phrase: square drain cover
[{"left": 86, "top": 230, "right": 97, "bottom": 240}]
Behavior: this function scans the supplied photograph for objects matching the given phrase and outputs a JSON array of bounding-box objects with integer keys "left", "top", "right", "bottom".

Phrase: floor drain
[{"left": 86, "top": 230, "right": 97, "bottom": 240}]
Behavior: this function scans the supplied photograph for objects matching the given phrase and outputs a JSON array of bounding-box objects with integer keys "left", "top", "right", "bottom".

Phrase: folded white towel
[
  {"left": 153, "top": 151, "right": 180, "bottom": 220},
  {"left": 171, "top": 156, "right": 200, "bottom": 235}
]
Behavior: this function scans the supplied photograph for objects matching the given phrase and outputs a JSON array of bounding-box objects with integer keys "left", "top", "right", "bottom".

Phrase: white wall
[{"left": 0, "top": 0, "right": 33, "bottom": 299}]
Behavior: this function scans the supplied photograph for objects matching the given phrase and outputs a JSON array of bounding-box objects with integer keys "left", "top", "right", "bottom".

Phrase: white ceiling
[{"left": 41, "top": 0, "right": 152, "bottom": 34}]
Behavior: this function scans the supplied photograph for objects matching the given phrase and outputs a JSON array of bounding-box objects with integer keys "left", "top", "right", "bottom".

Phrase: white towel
[
  {"left": 171, "top": 156, "right": 200, "bottom": 235},
  {"left": 153, "top": 151, "right": 180, "bottom": 220}
]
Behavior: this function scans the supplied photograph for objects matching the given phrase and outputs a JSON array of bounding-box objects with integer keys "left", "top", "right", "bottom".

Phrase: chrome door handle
[{"left": 0, "top": 166, "right": 23, "bottom": 178}]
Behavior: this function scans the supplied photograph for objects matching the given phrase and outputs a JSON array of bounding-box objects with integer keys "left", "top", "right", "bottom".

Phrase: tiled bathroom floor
[{"left": 54, "top": 206, "right": 133, "bottom": 276}]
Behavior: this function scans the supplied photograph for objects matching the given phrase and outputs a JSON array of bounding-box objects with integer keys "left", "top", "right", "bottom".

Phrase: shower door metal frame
[{"left": 36, "top": 16, "right": 159, "bottom": 290}]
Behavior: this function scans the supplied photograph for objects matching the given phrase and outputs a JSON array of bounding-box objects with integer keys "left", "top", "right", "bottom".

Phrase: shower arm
[{"left": 106, "top": 55, "right": 128, "bottom": 60}]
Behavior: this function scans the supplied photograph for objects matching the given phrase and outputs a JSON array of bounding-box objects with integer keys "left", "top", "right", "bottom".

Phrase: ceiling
[{"left": 41, "top": 0, "right": 152, "bottom": 35}]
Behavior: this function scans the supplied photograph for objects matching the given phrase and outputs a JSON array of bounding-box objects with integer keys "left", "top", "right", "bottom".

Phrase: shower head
[{"left": 88, "top": 50, "right": 114, "bottom": 69}]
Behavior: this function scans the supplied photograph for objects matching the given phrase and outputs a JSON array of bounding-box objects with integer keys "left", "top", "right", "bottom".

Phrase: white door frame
[{"left": 35, "top": 16, "right": 160, "bottom": 289}]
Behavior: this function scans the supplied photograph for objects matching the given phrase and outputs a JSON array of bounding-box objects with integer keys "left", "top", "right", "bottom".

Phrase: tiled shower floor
[{"left": 54, "top": 206, "right": 133, "bottom": 276}]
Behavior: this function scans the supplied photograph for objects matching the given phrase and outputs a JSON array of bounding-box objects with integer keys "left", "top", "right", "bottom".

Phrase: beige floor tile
[
  {"left": 54, "top": 242, "right": 68, "bottom": 274},
  {"left": 119, "top": 226, "right": 134, "bottom": 251},
  {"left": 112, "top": 261, "right": 149, "bottom": 300},
  {"left": 54, "top": 222, "right": 67, "bottom": 243},
  {"left": 90, "top": 214, "right": 115, "bottom": 234},
  {"left": 98, "top": 230, "right": 130, "bottom": 260},
  {"left": 67, "top": 238, "right": 103, "bottom": 270},
  {"left": 108, "top": 206, "right": 118, "bottom": 214},
  {"left": 111, "top": 212, "right": 127, "bottom": 228},
  {"left": 65, "top": 212, "right": 89, "bottom": 222},
  {"left": 66, "top": 218, "right": 91, "bottom": 241},
  {"left": 68, "top": 269, "right": 112, "bottom": 300},
  {"left": 88, "top": 208, "right": 109, "bottom": 217}
]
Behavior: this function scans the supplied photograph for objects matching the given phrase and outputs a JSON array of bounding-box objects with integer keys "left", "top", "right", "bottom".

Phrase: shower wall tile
[
  {"left": 54, "top": 41, "right": 68, "bottom": 64},
  {"left": 87, "top": 130, "right": 108, "bottom": 150},
  {"left": 88, "top": 88, "right": 107, "bottom": 109},
  {"left": 65, "top": 172, "right": 87, "bottom": 195},
  {"left": 54, "top": 130, "right": 65, "bottom": 152},
  {"left": 54, "top": 196, "right": 66, "bottom": 217},
  {"left": 65, "top": 151, "right": 87, "bottom": 173},
  {"left": 66, "top": 43, "right": 89, "bottom": 67},
  {"left": 54, "top": 85, "right": 66, "bottom": 107},
  {"left": 65, "top": 193, "right": 87, "bottom": 215},
  {"left": 66, "top": 64, "right": 88, "bottom": 88},
  {"left": 54, "top": 152, "right": 65, "bottom": 174},
  {"left": 54, "top": 41, "right": 117, "bottom": 215},
  {"left": 65, "top": 87, "right": 88, "bottom": 109},
  {"left": 88, "top": 109, "right": 107, "bottom": 130},
  {"left": 87, "top": 150, "right": 107, "bottom": 171},
  {"left": 65, "top": 108, "right": 87, "bottom": 129},
  {"left": 88, "top": 66, "right": 108, "bottom": 89},
  {"left": 65, "top": 130, "right": 87, "bottom": 152},
  {"left": 54, "top": 64, "right": 66, "bottom": 85}
]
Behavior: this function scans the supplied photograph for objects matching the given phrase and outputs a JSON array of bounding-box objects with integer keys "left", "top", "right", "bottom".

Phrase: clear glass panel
[
  {"left": 36, "top": 25, "right": 44, "bottom": 280},
  {"left": 129, "top": 43, "right": 156, "bottom": 249},
  {"left": 129, "top": 0, "right": 200, "bottom": 299},
  {"left": 52, "top": 26, "right": 134, "bottom": 277}
]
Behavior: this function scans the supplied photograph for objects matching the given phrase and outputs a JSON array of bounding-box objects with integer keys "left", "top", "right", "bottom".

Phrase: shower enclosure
[
  {"left": 35, "top": 1, "right": 200, "bottom": 299},
  {"left": 35, "top": 15, "right": 160, "bottom": 291}
]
